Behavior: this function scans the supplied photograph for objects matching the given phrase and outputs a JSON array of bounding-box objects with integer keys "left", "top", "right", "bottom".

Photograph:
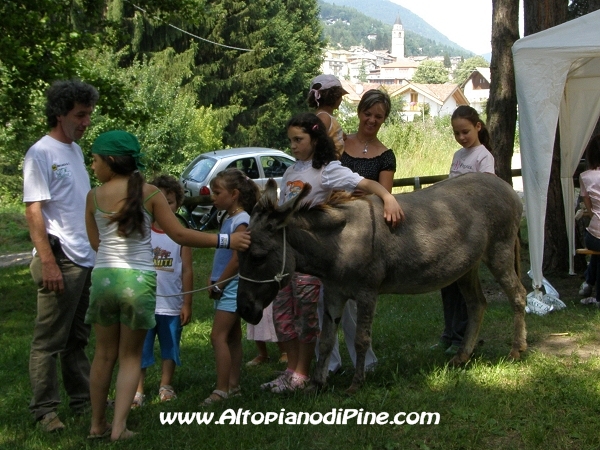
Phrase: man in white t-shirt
[{"left": 23, "top": 80, "right": 98, "bottom": 432}]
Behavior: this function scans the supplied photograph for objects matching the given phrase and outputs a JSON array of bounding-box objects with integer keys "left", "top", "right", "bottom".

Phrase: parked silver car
[{"left": 180, "top": 147, "right": 295, "bottom": 225}]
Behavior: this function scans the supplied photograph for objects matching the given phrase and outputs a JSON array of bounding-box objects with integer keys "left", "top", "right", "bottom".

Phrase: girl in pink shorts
[{"left": 260, "top": 113, "right": 403, "bottom": 393}]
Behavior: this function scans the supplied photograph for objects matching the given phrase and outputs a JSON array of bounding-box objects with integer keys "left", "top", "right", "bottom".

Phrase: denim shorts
[
  {"left": 86, "top": 268, "right": 157, "bottom": 330},
  {"left": 213, "top": 278, "right": 239, "bottom": 313}
]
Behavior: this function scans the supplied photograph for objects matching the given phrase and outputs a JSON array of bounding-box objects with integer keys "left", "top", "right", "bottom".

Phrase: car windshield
[
  {"left": 181, "top": 157, "right": 216, "bottom": 182},
  {"left": 262, "top": 155, "right": 293, "bottom": 178}
]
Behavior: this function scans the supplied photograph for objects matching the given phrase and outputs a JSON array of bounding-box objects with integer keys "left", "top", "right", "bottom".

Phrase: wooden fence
[
  {"left": 393, "top": 168, "right": 522, "bottom": 190},
  {"left": 183, "top": 168, "right": 525, "bottom": 209}
]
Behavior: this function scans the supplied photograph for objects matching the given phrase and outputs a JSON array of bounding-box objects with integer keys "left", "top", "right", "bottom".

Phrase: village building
[
  {"left": 341, "top": 80, "right": 468, "bottom": 122},
  {"left": 390, "top": 15, "right": 405, "bottom": 60},
  {"left": 461, "top": 67, "right": 491, "bottom": 113},
  {"left": 320, "top": 13, "right": 481, "bottom": 119}
]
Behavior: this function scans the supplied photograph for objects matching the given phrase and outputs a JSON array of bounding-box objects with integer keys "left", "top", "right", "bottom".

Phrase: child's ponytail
[
  {"left": 100, "top": 154, "right": 147, "bottom": 237},
  {"left": 210, "top": 168, "right": 260, "bottom": 214}
]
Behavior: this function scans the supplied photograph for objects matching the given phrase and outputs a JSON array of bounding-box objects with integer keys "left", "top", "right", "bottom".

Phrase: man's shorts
[{"left": 86, "top": 268, "right": 157, "bottom": 330}]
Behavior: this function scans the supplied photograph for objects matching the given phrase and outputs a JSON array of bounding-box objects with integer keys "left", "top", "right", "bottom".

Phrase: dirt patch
[
  {"left": 479, "top": 245, "right": 600, "bottom": 359},
  {"left": 0, "top": 252, "right": 31, "bottom": 268},
  {"left": 534, "top": 334, "right": 600, "bottom": 359}
]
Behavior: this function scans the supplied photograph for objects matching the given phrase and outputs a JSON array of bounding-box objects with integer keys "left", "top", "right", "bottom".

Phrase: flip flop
[
  {"left": 87, "top": 424, "right": 112, "bottom": 440},
  {"left": 111, "top": 428, "right": 137, "bottom": 442}
]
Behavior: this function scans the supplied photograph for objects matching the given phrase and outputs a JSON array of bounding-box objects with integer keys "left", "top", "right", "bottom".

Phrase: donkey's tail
[{"left": 514, "top": 235, "right": 521, "bottom": 278}]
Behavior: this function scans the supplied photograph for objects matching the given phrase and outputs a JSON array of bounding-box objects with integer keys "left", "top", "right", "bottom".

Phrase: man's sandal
[
  {"left": 201, "top": 389, "right": 228, "bottom": 406},
  {"left": 159, "top": 385, "right": 177, "bottom": 402}
]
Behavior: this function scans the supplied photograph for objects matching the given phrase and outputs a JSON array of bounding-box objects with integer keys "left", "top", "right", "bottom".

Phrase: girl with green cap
[{"left": 84, "top": 130, "right": 250, "bottom": 441}]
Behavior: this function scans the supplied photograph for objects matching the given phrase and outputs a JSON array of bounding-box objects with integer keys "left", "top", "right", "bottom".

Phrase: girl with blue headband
[{"left": 84, "top": 130, "right": 250, "bottom": 441}]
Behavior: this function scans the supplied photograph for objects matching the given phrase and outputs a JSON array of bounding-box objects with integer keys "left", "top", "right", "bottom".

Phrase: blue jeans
[
  {"left": 584, "top": 231, "right": 600, "bottom": 300},
  {"left": 440, "top": 282, "right": 468, "bottom": 346},
  {"left": 28, "top": 253, "right": 92, "bottom": 421}
]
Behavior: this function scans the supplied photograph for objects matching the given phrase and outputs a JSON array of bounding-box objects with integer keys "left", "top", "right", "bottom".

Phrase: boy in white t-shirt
[{"left": 132, "top": 175, "right": 193, "bottom": 407}]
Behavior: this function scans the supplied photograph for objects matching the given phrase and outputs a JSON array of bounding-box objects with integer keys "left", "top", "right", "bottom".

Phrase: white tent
[{"left": 512, "top": 10, "right": 600, "bottom": 293}]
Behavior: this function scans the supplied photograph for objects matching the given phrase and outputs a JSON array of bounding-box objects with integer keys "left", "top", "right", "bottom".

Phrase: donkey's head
[{"left": 237, "top": 178, "right": 311, "bottom": 324}]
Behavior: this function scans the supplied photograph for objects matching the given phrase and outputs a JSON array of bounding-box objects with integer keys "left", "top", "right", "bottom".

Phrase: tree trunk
[
  {"left": 589, "top": 0, "right": 600, "bottom": 12},
  {"left": 487, "top": 0, "right": 520, "bottom": 185},
  {"left": 522, "top": 0, "right": 569, "bottom": 274}
]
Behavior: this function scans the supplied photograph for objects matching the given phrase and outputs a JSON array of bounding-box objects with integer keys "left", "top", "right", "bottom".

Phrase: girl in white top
[
  {"left": 579, "top": 135, "right": 600, "bottom": 303},
  {"left": 434, "top": 106, "right": 495, "bottom": 355},
  {"left": 261, "top": 112, "right": 403, "bottom": 393},
  {"left": 84, "top": 131, "right": 250, "bottom": 442}
]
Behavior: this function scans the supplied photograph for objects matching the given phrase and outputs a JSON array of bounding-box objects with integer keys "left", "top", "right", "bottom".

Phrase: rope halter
[{"left": 238, "top": 227, "right": 290, "bottom": 290}]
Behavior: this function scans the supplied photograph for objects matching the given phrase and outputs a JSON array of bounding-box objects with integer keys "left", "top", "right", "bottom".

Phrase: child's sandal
[
  {"left": 159, "top": 385, "right": 177, "bottom": 402},
  {"left": 201, "top": 389, "right": 228, "bottom": 406},
  {"left": 246, "top": 355, "right": 270, "bottom": 366},
  {"left": 228, "top": 386, "right": 242, "bottom": 398},
  {"left": 130, "top": 392, "right": 145, "bottom": 409}
]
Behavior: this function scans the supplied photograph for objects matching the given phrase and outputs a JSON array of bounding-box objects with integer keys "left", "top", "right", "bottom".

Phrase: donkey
[{"left": 237, "top": 172, "right": 527, "bottom": 393}]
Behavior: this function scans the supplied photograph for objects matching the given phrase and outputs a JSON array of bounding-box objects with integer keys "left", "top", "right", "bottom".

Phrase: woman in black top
[{"left": 341, "top": 89, "right": 396, "bottom": 192}]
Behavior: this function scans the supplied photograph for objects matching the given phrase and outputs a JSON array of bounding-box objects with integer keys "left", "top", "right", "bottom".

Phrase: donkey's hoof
[
  {"left": 448, "top": 352, "right": 469, "bottom": 366},
  {"left": 306, "top": 380, "right": 326, "bottom": 393},
  {"left": 508, "top": 349, "right": 522, "bottom": 361},
  {"left": 345, "top": 383, "right": 360, "bottom": 395}
]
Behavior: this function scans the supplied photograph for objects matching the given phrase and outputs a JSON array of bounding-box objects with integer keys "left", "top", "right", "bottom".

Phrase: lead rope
[
  {"left": 157, "top": 227, "right": 289, "bottom": 297},
  {"left": 238, "top": 227, "right": 289, "bottom": 289}
]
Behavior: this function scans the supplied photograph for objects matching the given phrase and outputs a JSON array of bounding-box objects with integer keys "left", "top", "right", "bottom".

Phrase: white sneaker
[
  {"left": 543, "top": 294, "right": 567, "bottom": 310},
  {"left": 579, "top": 281, "right": 592, "bottom": 297},
  {"left": 526, "top": 292, "right": 554, "bottom": 316},
  {"left": 260, "top": 370, "right": 292, "bottom": 391},
  {"left": 580, "top": 297, "right": 598, "bottom": 305}
]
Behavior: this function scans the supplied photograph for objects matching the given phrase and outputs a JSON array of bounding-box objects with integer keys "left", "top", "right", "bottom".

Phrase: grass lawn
[
  {"left": 0, "top": 203, "right": 30, "bottom": 254},
  {"left": 1, "top": 243, "right": 600, "bottom": 450}
]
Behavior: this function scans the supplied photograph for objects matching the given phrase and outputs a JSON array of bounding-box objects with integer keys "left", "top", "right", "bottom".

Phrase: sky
[{"left": 391, "top": 0, "right": 523, "bottom": 56}]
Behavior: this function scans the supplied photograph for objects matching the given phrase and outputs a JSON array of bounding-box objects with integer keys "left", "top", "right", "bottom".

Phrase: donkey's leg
[
  {"left": 349, "top": 291, "right": 377, "bottom": 394},
  {"left": 485, "top": 239, "right": 528, "bottom": 359},
  {"left": 313, "top": 293, "right": 344, "bottom": 389},
  {"left": 451, "top": 267, "right": 487, "bottom": 365}
]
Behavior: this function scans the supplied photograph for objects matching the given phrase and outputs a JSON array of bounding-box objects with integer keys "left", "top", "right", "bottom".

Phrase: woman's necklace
[{"left": 357, "top": 136, "right": 375, "bottom": 154}]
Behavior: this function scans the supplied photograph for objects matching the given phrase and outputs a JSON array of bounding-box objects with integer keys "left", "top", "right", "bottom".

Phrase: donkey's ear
[
  {"left": 277, "top": 183, "right": 312, "bottom": 219},
  {"left": 257, "top": 179, "right": 279, "bottom": 211}
]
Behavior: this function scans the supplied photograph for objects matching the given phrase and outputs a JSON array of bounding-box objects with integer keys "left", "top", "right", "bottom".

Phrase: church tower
[{"left": 391, "top": 14, "right": 405, "bottom": 60}]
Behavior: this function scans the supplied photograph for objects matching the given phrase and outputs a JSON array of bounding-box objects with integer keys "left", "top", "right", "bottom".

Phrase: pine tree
[{"left": 102, "top": 0, "right": 324, "bottom": 148}]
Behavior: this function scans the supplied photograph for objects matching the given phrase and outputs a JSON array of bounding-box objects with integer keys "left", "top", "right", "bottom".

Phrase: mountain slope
[{"left": 319, "top": 0, "right": 470, "bottom": 54}]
